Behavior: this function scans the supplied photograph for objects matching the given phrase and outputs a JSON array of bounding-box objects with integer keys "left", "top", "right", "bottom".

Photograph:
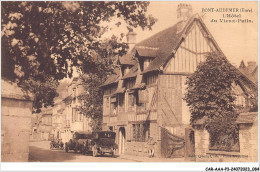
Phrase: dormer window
[
  {"left": 124, "top": 66, "right": 130, "bottom": 75},
  {"left": 120, "top": 65, "right": 133, "bottom": 77},
  {"left": 144, "top": 59, "right": 152, "bottom": 70},
  {"left": 135, "top": 46, "right": 158, "bottom": 72},
  {"left": 124, "top": 77, "right": 136, "bottom": 89}
]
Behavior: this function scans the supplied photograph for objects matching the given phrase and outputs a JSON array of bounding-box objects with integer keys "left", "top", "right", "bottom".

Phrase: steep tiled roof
[
  {"left": 119, "top": 53, "right": 136, "bottom": 66},
  {"left": 138, "top": 22, "right": 184, "bottom": 74},
  {"left": 100, "top": 67, "right": 121, "bottom": 87},
  {"left": 135, "top": 46, "right": 159, "bottom": 58},
  {"left": 238, "top": 65, "right": 258, "bottom": 85},
  {"left": 236, "top": 61, "right": 258, "bottom": 94},
  {"left": 102, "top": 14, "right": 255, "bottom": 91},
  {"left": 102, "top": 20, "right": 184, "bottom": 87},
  {"left": 122, "top": 64, "right": 138, "bottom": 79},
  {"left": 102, "top": 15, "right": 202, "bottom": 87}
]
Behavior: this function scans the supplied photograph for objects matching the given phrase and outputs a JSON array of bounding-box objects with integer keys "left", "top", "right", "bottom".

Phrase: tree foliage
[
  {"left": 2, "top": 1, "right": 156, "bottom": 80},
  {"left": 184, "top": 52, "right": 240, "bottom": 150},
  {"left": 1, "top": 1, "right": 156, "bottom": 112},
  {"left": 78, "top": 37, "right": 128, "bottom": 131},
  {"left": 78, "top": 73, "right": 104, "bottom": 131},
  {"left": 19, "top": 76, "right": 59, "bottom": 113}
]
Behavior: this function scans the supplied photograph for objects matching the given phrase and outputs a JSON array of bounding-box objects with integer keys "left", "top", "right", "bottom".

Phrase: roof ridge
[{"left": 135, "top": 46, "right": 159, "bottom": 50}]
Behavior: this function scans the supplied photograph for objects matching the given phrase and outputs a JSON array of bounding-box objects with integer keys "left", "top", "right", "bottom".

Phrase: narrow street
[
  {"left": 29, "top": 141, "right": 133, "bottom": 162},
  {"left": 29, "top": 141, "right": 188, "bottom": 162}
]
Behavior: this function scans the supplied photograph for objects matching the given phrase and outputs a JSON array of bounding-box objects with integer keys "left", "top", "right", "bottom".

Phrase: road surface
[
  {"left": 29, "top": 141, "right": 188, "bottom": 162},
  {"left": 29, "top": 141, "right": 134, "bottom": 162}
]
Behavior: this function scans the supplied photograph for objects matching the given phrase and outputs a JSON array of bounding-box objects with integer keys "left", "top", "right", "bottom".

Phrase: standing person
[
  {"left": 147, "top": 137, "right": 156, "bottom": 158},
  {"left": 60, "top": 138, "right": 64, "bottom": 149}
]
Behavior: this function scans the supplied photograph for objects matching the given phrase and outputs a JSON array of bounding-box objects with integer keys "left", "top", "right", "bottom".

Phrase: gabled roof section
[
  {"left": 135, "top": 46, "right": 159, "bottom": 58},
  {"left": 140, "top": 14, "right": 208, "bottom": 74},
  {"left": 121, "top": 64, "right": 138, "bottom": 79},
  {"left": 141, "top": 14, "right": 224, "bottom": 74},
  {"left": 138, "top": 21, "right": 183, "bottom": 74},
  {"left": 102, "top": 13, "right": 246, "bottom": 88},
  {"left": 118, "top": 53, "right": 136, "bottom": 66},
  {"left": 238, "top": 62, "right": 258, "bottom": 85},
  {"left": 100, "top": 67, "right": 120, "bottom": 87}
]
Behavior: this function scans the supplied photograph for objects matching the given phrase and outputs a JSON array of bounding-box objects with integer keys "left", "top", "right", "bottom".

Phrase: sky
[
  {"left": 105, "top": 1, "right": 258, "bottom": 67},
  {"left": 67, "top": 1, "right": 258, "bottom": 81}
]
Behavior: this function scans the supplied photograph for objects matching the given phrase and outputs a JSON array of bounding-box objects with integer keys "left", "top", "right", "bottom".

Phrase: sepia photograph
[{"left": 1, "top": 1, "right": 259, "bottom": 171}]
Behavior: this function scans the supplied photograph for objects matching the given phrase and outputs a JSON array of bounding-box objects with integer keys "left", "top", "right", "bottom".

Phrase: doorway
[
  {"left": 185, "top": 128, "right": 195, "bottom": 160},
  {"left": 118, "top": 127, "right": 126, "bottom": 154}
]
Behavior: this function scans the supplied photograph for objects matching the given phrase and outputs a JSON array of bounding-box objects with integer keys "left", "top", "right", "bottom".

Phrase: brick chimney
[
  {"left": 176, "top": 3, "right": 193, "bottom": 33},
  {"left": 126, "top": 31, "right": 137, "bottom": 51},
  {"left": 247, "top": 61, "right": 256, "bottom": 73}
]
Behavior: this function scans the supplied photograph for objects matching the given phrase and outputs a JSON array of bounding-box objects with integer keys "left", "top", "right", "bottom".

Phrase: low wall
[{"left": 194, "top": 117, "right": 258, "bottom": 162}]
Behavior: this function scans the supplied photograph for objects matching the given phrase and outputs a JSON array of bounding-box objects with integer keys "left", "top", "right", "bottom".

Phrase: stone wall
[
  {"left": 1, "top": 98, "right": 33, "bottom": 162},
  {"left": 194, "top": 117, "right": 258, "bottom": 162},
  {"left": 239, "top": 118, "right": 258, "bottom": 162}
]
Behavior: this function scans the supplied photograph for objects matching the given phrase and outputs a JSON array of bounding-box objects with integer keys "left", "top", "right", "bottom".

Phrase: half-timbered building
[{"left": 100, "top": 4, "right": 257, "bottom": 158}]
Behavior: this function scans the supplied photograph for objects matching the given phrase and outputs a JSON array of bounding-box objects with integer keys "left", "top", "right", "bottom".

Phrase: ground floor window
[{"left": 132, "top": 122, "right": 150, "bottom": 142}]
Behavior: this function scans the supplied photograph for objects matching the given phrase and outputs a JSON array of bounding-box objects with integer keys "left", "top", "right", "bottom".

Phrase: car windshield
[{"left": 98, "top": 132, "right": 116, "bottom": 139}]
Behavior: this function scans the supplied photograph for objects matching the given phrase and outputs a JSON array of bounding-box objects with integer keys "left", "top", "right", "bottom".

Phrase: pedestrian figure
[{"left": 147, "top": 137, "right": 156, "bottom": 158}]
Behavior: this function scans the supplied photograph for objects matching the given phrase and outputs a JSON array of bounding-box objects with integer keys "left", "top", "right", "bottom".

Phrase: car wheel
[{"left": 111, "top": 152, "right": 114, "bottom": 157}]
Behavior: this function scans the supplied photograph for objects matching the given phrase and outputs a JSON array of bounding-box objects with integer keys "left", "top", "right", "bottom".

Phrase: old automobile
[
  {"left": 65, "top": 131, "right": 92, "bottom": 153},
  {"left": 82, "top": 131, "right": 117, "bottom": 157},
  {"left": 50, "top": 138, "right": 64, "bottom": 150}
]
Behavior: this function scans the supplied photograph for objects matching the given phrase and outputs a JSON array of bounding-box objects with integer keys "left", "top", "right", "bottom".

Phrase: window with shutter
[{"left": 110, "top": 96, "right": 118, "bottom": 115}]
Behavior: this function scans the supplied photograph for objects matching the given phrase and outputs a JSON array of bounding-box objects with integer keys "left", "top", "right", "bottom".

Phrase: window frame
[{"left": 132, "top": 122, "right": 150, "bottom": 142}]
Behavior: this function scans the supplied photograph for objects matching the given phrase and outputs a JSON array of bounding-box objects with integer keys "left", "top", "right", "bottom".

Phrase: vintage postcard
[{"left": 1, "top": 1, "right": 258, "bottom": 171}]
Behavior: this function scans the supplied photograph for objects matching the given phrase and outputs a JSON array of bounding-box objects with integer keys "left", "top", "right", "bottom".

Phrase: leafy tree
[
  {"left": 78, "top": 73, "right": 104, "bottom": 131},
  {"left": 78, "top": 36, "right": 127, "bottom": 131},
  {"left": 1, "top": 1, "right": 156, "bottom": 112},
  {"left": 184, "top": 52, "right": 240, "bottom": 151},
  {"left": 19, "top": 76, "right": 59, "bottom": 113}
]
